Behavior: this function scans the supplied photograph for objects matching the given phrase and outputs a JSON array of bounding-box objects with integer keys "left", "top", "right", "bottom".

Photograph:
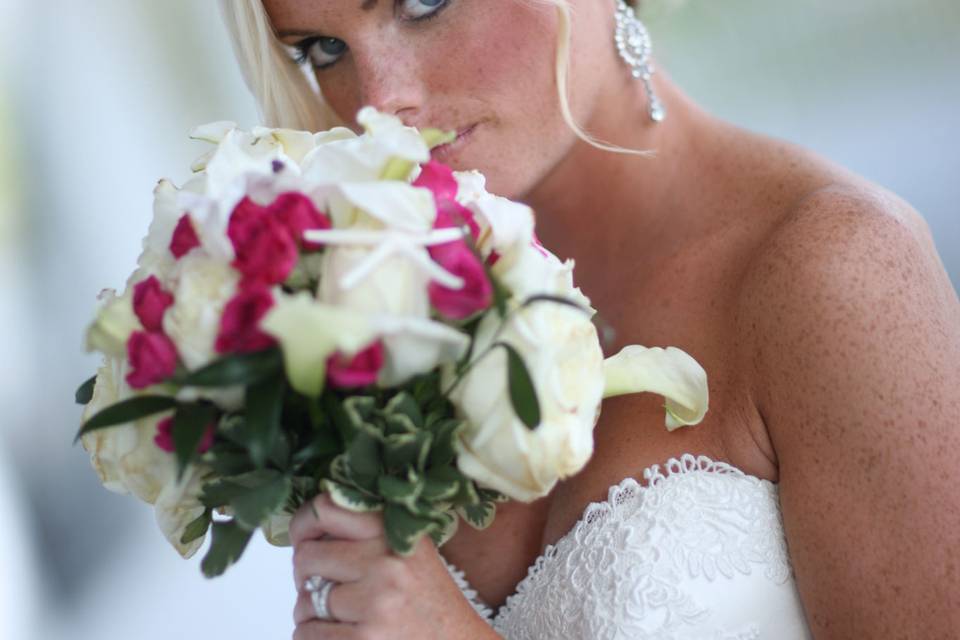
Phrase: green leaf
[
  {"left": 320, "top": 479, "right": 383, "bottom": 512},
  {"left": 201, "top": 520, "right": 255, "bottom": 578},
  {"left": 477, "top": 488, "right": 511, "bottom": 504},
  {"left": 421, "top": 475, "right": 461, "bottom": 502},
  {"left": 75, "top": 375, "right": 96, "bottom": 405},
  {"left": 172, "top": 403, "right": 218, "bottom": 483},
  {"left": 456, "top": 500, "right": 496, "bottom": 530},
  {"left": 291, "top": 431, "right": 340, "bottom": 469},
  {"left": 243, "top": 375, "right": 285, "bottom": 468},
  {"left": 378, "top": 472, "right": 423, "bottom": 512},
  {"left": 322, "top": 393, "right": 355, "bottom": 445},
  {"left": 207, "top": 450, "right": 254, "bottom": 477},
  {"left": 384, "top": 392, "right": 424, "bottom": 429},
  {"left": 450, "top": 474, "right": 480, "bottom": 507},
  {"left": 173, "top": 349, "right": 282, "bottom": 387},
  {"left": 180, "top": 508, "right": 212, "bottom": 545},
  {"left": 427, "top": 509, "right": 459, "bottom": 547},
  {"left": 496, "top": 342, "right": 541, "bottom": 430},
  {"left": 345, "top": 430, "right": 382, "bottom": 492},
  {"left": 384, "top": 413, "right": 418, "bottom": 437},
  {"left": 230, "top": 473, "right": 293, "bottom": 530},
  {"left": 329, "top": 454, "right": 354, "bottom": 486},
  {"left": 383, "top": 431, "right": 432, "bottom": 473},
  {"left": 201, "top": 469, "right": 285, "bottom": 508},
  {"left": 428, "top": 419, "right": 463, "bottom": 467},
  {"left": 74, "top": 395, "right": 178, "bottom": 443},
  {"left": 383, "top": 502, "right": 439, "bottom": 557}
]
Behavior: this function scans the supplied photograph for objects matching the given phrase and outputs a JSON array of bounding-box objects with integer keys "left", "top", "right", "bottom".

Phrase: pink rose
[
  {"left": 428, "top": 240, "right": 493, "bottom": 320},
  {"left": 170, "top": 213, "right": 201, "bottom": 259},
  {"left": 327, "top": 340, "right": 385, "bottom": 389},
  {"left": 416, "top": 161, "right": 481, "bottom": 241},
  {"left": 126, "top": 330, "right": 179, "bottom": 389},
  {"left": 154, "top": 416, "right": 216, "bottom": 454},
  {"left": 214, "top": 285, "right": 276, "bottom": 354},
  {"left": 414, "top": 161, "right": 458, "bottom": 203},
  {"left": 270, "top": 192, "right": 331, "bottom": 251},
  {"left": 133, "top": 275, "right": 174, "bottom": 332},
  {"left": 227, "top": 197, "right": 299, "bottom": 287}
]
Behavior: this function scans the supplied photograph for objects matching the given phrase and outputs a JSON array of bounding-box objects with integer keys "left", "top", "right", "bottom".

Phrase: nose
[{"left": 351, "top": 40, "right": 425, "bottom": 123}]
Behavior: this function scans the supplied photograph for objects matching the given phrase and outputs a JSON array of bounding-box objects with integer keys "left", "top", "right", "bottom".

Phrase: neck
[{"left": 519, "top": 63, "right": 714, "bottom": 313}]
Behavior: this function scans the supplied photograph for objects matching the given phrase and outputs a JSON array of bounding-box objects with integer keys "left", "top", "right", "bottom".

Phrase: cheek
[{"left": 436, "top": 3, "right": 573, "bottom": 196}]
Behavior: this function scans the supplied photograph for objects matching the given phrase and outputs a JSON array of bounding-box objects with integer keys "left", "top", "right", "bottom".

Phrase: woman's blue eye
[
  {"left": 295, "top": 37, "right": 348, "bottom": 69},
  {"left": 292, "top": 0, "right": 450, "bottom": 70},
  {"left": 401, "top": 0, "right": 447, "bottom": 20}
]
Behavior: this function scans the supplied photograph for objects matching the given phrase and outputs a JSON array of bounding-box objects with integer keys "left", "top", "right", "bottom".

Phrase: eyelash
[{"left": 291, "top": 0, "right": 451, "bottom": 70}]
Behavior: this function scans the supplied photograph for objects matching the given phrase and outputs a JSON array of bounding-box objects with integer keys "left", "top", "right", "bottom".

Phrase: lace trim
[
  {"left": 440, "top": 554, "right": 496, "bottom": 622},
  {"left": 445, "top": 453, "right": 783, "bottom": 628},
  {"left": 494, "top": 454, "right": 764, "bottom": 623}
]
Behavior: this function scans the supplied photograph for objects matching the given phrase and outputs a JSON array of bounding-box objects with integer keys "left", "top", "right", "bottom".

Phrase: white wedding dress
[{"left": 441, "top": 454, "right": 813, "bottom": 639}]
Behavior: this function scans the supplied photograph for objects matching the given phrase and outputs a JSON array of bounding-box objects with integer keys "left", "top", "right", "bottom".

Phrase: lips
[{"left": 431, "top": 122, "right": 479, "bottom": 162}]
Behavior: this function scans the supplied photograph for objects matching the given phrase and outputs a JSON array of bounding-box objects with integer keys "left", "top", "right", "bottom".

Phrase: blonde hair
[{"left": 217, "top": 0, "right": 652, "bottom": 156}]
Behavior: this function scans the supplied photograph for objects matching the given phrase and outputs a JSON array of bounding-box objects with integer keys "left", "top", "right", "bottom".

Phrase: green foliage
[
  {"left": 201, "top": 520, "right": 255, "bottom": 578},
  {"left": 75, "top": 375, "right": 96, "bottom": 405},
  {"left": 74, "top": 395, "right": 178, "bottom": 443},
  {"left": 172, "top": 349, "right": 282, "bottom": 387},
  {"left": 180, "top": 508, "right": 212, "bottom": 545},
  {"left": 498, "top": 342, "right": 541, "bottom": 430},
  {"left": 172, "top": 403, "right": 219, "bottom": 482},
  {"left": 242, "top": 375, "right": 286, "bottom": 468}
]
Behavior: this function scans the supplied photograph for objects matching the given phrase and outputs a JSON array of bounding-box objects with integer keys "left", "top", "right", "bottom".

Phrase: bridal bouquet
[{"left": 74, "top": 107, "right": 709, "bottom": 578}]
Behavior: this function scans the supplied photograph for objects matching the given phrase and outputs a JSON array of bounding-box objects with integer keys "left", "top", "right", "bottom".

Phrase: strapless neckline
[{"left": 442, "top": 453, "right": 779, "bottom": 625}]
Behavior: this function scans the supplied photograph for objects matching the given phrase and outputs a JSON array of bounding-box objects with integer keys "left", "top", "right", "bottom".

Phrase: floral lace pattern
[{"left": 441, "top": 454, "right": 812, "bottom": 640}]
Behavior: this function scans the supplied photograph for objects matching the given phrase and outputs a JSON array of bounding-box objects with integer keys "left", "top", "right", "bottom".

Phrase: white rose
[
  {"left": 80, "top": 358, "right": 175, "bottom": 504},
  {"left": 80, "top": 357, "right": 213, "bottom": 558},
  {"left": 154, "top": 464, "right": 210, "bottom": 559},
  {"left": 318, "top": 244, "right": 431, "bottom": 318},
  {"left": 126, "top": 178, "right": 181, "bottom": 286},
  {"left": 444, "top": 300, "right": 605, "bottom": 502},
  {"left": 162, "top": 253, "right": 240, "bottom": 370}
]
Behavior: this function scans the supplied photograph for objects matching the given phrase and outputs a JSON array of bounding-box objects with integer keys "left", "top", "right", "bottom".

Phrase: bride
[{"left": 218, "top": 1, "right": 960, "bottom": 638}]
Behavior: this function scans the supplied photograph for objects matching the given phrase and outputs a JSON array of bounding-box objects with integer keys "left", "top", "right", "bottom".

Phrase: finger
[
  {"left": 289, "top": 492, "right": 385, "bottom": 546},
  {"left": 293, "top": 579, "right": 377, "bottom": 625},
  {"left": 292, "top": 617, "right": 360, "bottom": 640},
  {"left": 293, "top": 537, "right": 388, "bottom": 591}
]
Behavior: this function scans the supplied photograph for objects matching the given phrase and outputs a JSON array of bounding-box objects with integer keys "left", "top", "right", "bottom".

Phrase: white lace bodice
[{"left": 441, "top": 454, "right": 812, "bottom": 639}]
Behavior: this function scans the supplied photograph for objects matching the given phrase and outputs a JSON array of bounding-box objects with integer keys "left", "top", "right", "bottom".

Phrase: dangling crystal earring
[{"left": 614, "top": 0, "right": 665, "bottom": 123}]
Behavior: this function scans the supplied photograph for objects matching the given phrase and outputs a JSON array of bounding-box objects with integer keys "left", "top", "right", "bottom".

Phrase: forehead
[{"left": 262, "top": 0, "right": 379, "bottom": 23}]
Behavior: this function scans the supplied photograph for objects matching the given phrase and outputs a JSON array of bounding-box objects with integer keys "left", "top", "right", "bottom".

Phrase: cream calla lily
[
  {"left": 260, "top": 292, "right": 378, "bottom": 397},
  {"left": 602, "top": 344, "right": 709, "bottom": 430},
  {"left": 333, "top": 182, "right": 436, "bottom": 232}
]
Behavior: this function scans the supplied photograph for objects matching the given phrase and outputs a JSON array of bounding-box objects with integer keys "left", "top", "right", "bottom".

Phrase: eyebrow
[{"left": 275, "top": 0, "right": 379, "bottom": 39}]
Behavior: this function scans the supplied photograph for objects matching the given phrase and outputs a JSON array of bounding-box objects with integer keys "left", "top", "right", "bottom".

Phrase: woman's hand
[{"left": 289, "top": 491, "right": 496, "bottom": 639}]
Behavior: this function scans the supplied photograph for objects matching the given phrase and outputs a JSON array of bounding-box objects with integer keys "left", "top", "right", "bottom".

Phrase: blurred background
[{"left": 0, "top": 1, "right": 956, "bottom": 638}]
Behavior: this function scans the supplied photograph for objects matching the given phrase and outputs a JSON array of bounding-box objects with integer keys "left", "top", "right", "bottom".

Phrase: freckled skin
[{"left": 262, "top": 1, "right": 960, "bottom": 636}]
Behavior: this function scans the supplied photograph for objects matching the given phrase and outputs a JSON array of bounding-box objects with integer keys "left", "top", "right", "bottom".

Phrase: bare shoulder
[{"left": 732, "top": 179, "right": 960, "bottom": 636}]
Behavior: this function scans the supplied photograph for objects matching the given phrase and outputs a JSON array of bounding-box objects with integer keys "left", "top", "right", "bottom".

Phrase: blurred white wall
[{"left": 0, "top": 1, "right": 956, "bottom": 639}]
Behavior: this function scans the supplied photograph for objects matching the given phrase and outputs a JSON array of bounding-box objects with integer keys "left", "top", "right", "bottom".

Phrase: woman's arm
[{"left": 738, "top": 185, "right": 960, "bottom": 638}]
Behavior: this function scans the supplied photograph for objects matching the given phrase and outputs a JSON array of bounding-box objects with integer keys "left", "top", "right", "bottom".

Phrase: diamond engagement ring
[{"left": 304, "top": 575, "right": 337, "bottom": 621}]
